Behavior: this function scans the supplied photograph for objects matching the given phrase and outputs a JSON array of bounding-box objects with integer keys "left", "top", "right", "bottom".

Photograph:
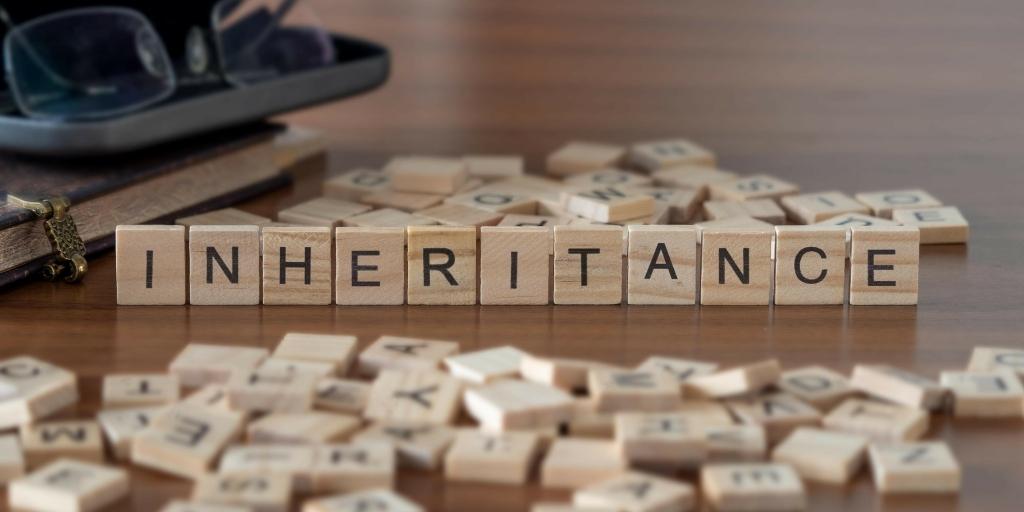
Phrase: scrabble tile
[
  {"left": 629, "top": 138, "right": 716, "bottom": 171},
  {"left": 21, "top": 420, "right": 103, "bottom": 469},
  {"left": 703, "top": 199, "right": 786, "bottom": 225},
  {"left": 465, "top": 379, "right": 574, "bottom": 431},
  {"left": 701, "top": 463, "right": 806, "bottom": 511},
  {"left": 967, "top": 346, "right": 1024, "bottom": 381},
  {"left": 497, "top": 214, "right": 569, "bottom": 228},
  {"left": 848, "top": 226, "right": 920, "bottom": 305},
  {"left": 181, "top": 385, "right": 233, "bottom": 412},
  {"left": 168, "top": 343, "right": 269, "bottom": 387},
  {"left": 316, "top": 378, "right": 372, "bottom": 414},
  {"left": 631, "top": 186, "right": 703, "bottom": 224},
  {"left": 777, "top": 366, "right": 856, "bottom": 411},
  {"left": 553, "top": 225, "right": 623, "bottom": 305},
  {"left": 414, "top": 203, "right": 504, "bottom": 227},
  {"left": 479, "top": 226, "right": 551, "bottom": 305},
  {"left": 520, "top": 355, "right": 606, "bottom": 391},
  {"left": 387, "top": 156, "right": 468, "bottom": 194},
  {"left": 573, "top": 471, "right": 696, "bottom": 512},
  {"left": 541, "top": 438, "right": 626, "bottom": 488},
  {"left": 615, "top": 412, "right": 707, "bottom": 469},
  {"left": 563, "top": 186, "right": 656, "bottom": 223},
  {"left": 131, "top": 404, "right": 245, "bottom": 478},
  {"left": 567, "top": 398, "right": 615, "bottom": 439},
  {"left": 771, "top": 427, "right": 867, "bottom": 484},
  {"left": 115, "top": 225, "right": 186, "bottom": 305},
  {"left": 686, "top": 360, "right": 782, "bottom": 399},
  {"left": 854, "top": 189, "right": 942, "bottom": 219},
  {"left": 303, "top": 489, "right": 424, "bottom": 512},
  {"left": 9, "top": 459, "right": 128, "bottom": 512},
  {"left": 626, "top": 225, "right": 698, "bottom": 305},
  {"left": 850, "top": 365, "right": 945, "bottom": 409},
  {"left": 564, "top": 168, "right": 653, "bottom": 188},
  {"left": 699, "top": 229, "right": 774, "bottom": 306},
  {"left": 589, "top": 369, "right": 681, "bottom": 413},
  {"left": 310, "top": 442, "right": 396, "bottom": 493},
  {"left": 361, "top": 191, "right": 445, "bottom": 212},
  {"left": 814, "top": 212, "right": 902, "bottom": 229},
  {"left": 463, "top": 155, "right": 525, "bottom": 182},
  {"left": 365, "top": 370, "right": 463, "bottom": 425},
  {"left": 193, "top": 472, "right": 292, "bottom": 512},
  {"left": 727, "top": 393, "right": 822, "bottom": 444},
  {"left": 188, "top": 225, "right": 261, "bottom": 305},
  {"left": 261, "top": 226, "right": 333, "bottom": 305},
  {"left": 406, "top": 226, "right": 477, "bottom": 305},
  {"left": 445, "top": 189, "right": 538, "bottom": 214},
  {"left": 547, "top": 142, "right": 626, "bottom": 177},
  {"left": 176, "top": 207, "right": 272, "bottom": 227},
  {"left": 531, "top": 504, "right": 611, "bottom": 512},
  {"left": 258, "top": 358, "right": 336, "bottom": 378},
  {"left": 0, "top": 356, "right": 78, "bottom": 429},
  {"left": 353, "top": 421, "right": 455, "bottom": 470},
  {"left": 651, "top": 166, "right": 737, "bottom": 201},
  {"left": 357, "top": 336, "right": 460, "bottom": 377},
  {"left": 891, "top": 206, "right": 969, "bottom": 244},
  {"left": 332, "top": 227, "right": 406, "bottom": 305},
  {"left": 773, "top": 226, "right": 847, "bottom": 305},
  {"left": 676, "top": 401, "right": 736, "bottom": 428},
  {"left": 248, "top": 412, "right": 361, "bottom": 444},
  {"left": 226, "top": 367, "right": 316, "bottom": 413},
  {"left": 709, "top": 174, "right": 800, "bottom": 202},
  {"left": 444, "top": 346, "right": 529, "bottom": 383},
  {"left": 779, "top": 191, "right": 869, "bottom": 224},
  {"left": 101, "top": 373, "right": 179, "bottom": 409},
  {"left": 868, "top": 442, "right": 960, "bottom": 494},
  {"left": 822, "top": 398, "right": 928, "bottom": 442},
  {"left": 444, "top": 429, "right": 540, "bottom": 484},
  {"left": 324, "top": 169, "right": 392, "bottom": 201},
  {"left": 273, "top": 333, "right": 358, "bottom": 375},
  {"left": 341, "top": 208, "right": 437, "bottom": 228},
  {"left": 0, "top": 434, "right": 25, "bottom": 483},
  {"left": 278, "top": 198, "right": 371, "bottom": 228},
  {"left": 694, "top": 217, "right": 774, "bottom": 241},
  {"left": 96, "top": 406, "right": 163, "bottom": 461},
  {"left": 939, "top": 370, "right": 1024, "bottom": 417},
  {"left": 161, "top": 501, "right": 251, "bottom": 512},
  {"left": 704, "top": 425, "right": 768, "bottom": 462},
  {"left": 219, "top": 445, "right": 317, "bottom": 492},
  {"left": 635, "top": 357, "right": 718, "bottom": 391}
]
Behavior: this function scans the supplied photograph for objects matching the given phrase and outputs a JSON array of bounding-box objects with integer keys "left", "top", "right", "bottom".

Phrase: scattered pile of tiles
[{"left": 1, "top": 334, "right": 1021, "bottom": 511}]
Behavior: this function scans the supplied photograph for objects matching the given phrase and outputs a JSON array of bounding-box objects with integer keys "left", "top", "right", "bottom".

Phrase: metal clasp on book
[{"left": 7, "top": 194, "right": 87, "bottom": 283}]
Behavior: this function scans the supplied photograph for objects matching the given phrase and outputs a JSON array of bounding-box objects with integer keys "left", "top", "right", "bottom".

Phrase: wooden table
[{"left": 2, "top": 1, "right": 1023, "bottom": 510}]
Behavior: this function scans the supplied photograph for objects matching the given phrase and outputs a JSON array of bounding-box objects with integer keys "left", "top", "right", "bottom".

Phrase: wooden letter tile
[
  {"left": 387, "top": 156, "right": 468, "bottom": 195},
  {"left": 96, "top": 406, "right": 164, "bottom": 461},
  {"left": 226, "top": 367, "right": 316, "bottom": 413},
  {"left": 362, "top": 191, "right": 445, "bottom": 212},
  {"left": 771, "top": 427, "right": 867, "bottom": 484},
  {"left": 414, "top": 203, "right": 504, "bottom": 227},
  {"left": 324, "top": 169, "right": 392, "bottom": 201},
  {"left": 0, "top": 356, "right": 78, "bottom": 429},
  {"left": 564, "top": 169, "right": 653, "bottom": 188},
  {"left": 704, "top": 425, "right": 768, "bottom": 462},
  {"left": 364, "top": 370, "right": 463, "bottom": 425},
  {"left": 463, "top": 155, "right": 525, "bottom": 182},
  {"left": 520, "top": 355, "right": 609, "bottom": 391},
  {"left": 701, "top": 463, "right": 806, "bottom": 511},
  {"left": 357, "top": 336, "right": 460, "bottom": 377},
  {"left": 9, "top": 459, "right": 128, "bottom": 512},
  {"left": 629, "top": 138, "right": 716, "bottom": 171},
  {"left": 773, "top": 226, "right": 847, "bottom": 305},
  {"left": 445, "top": 188, "right": 538, "bottom": 214},
  {"left": 310, "top": 442, "right": 396, "bottom": 493},
  {"left": 939, "top": 370, "right": 1024, "bottom": 417},
  {"left": 850, "top": 364, "right": 945, "bottom": 409},
  {"left": 193, "top": 472, "right": 292, "bottom": 512},
  {"left": 589, "top": 369, "right": 681, "bottom": 413},
  {"left": 814, "top": 212, "right": 901, "bottom": 229},
  {"left": 652, "top": 167, "right": 737, "bottom": 202},
  {"left": 967, "top": 346, "right": 1024, "bottom": 381},
  {"left": 540, "top": 438, "right": 626, "bottom": 488},
  {"left": 115, "top": 225, "right": 186, "bottom": 305},
  {"left": 700, "top": 229, "right": 773, "bottom": 305},
  {"left": 848, "top": 226, "right": 920, "bottom": 305},
  {"left": 258, "top": 358, "right": 335, "bottom": 378},
  {"left": 131, "top": 404, "right": 245, "bottom": 479},
  {"left": 822, "top": 398, "right": 928, "bottom": 442},
  {"left": 102, "top": 373, "right": 179, "bottom": 409},
  {"left": 546, "top": 142, "right": 626, "bottom": 177},
  {"left": 573, "top": 471, "right": 696, "bottom": 512},
  {"left": 686, "top": 360, "right": 782, "bottom": 399},
  {"left": 161, "top": 501, "right": 251, "bottom": 512},
  {"left": 615, "top": 412, "right": 707, "bottom": 469},
  {"left": 316, "top": 378, "right": 372, "bottom": 414},
  {"left": 342, "top": 208, "right": 437, "bottom": 228},
  {"left": 708, "top": 174, "right": 800, "bottom": 202},
  {"left": 635, "top": 356, "right": 718, "bottom": 391},
  {"left": 273, "top": 333, "right": 358, "bottom": 375},
  {"left": 21, "top": 420, "right": 103, "bottom": 469},
  {"left": 777, "top": 366, "right": 856, "bottom": 411},
  {"left": 854, "top": 189, "right": 942, "bottom": 219},
  {"left": 891, "top": 206, "right": 969, "bottom": 244},
  {"left": 353, "top": 421, "right": 456, "bottom": 470},
  {"left": 248, "top": 412, "right": 361, "bottom": 444},
  {"left": 444, "top": 429, "right": 540, "bottom": 484},
  {"left": 444, "top": 346, "right": 528, "bottom": 383},
  {"left": 406, "top": 226, "right": 477, "bottom": 305},
  {"left": 868, "top": 441, "right": 960, "bottom": 494},
  {"left": 553, "top": 225, "right": 623, "bottom": 305},
  {"left": 168, "top": 343, "right": 269, "bottom": 388},
  {"left": 261, "top": 226, "right": 333, "bottom": 305},
  {"left": 176, "top": 207, "right": 271, "bottom": 228},
  {"left": 780, "top": 191, "right": 869, "bottom": 224},
  {"left": 334, "top": 227, "right": 406, "bottom": 305},
  {"left": 278, "top": 197, "right": 371, "bottom": 228},
  {"left": 188, "top": 225, "right": 261, "bottom": 305},
  {"left": 480, "top": 227, "right": 551, "bottom": 305},
  {"left": 464, "top": 379, "right": 573, "bottom": 431},
  {"left": 626, "top": 225, "right": 698, "bottom": 305},
  {"left": 563, "top": 186, "right": 656, "bottom": 223},
  {"left": 218, "top": 445, "right": 317, "bottom": 492},
  {"left": 0, "top": 434, "right": 25, "bottom": 483},
  {"left": 727, "top": 392, "right": 822, "bottom": 444},
  {"left": 703, "top": 199, "right": 786, "bottom": 225},
  {"left": 303, "top": 489, "right": 423, "bottom": 512}
]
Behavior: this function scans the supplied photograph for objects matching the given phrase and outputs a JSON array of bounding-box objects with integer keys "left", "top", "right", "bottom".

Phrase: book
[{"left": 0, "top": 124, "right": 302, "bottom": 288}]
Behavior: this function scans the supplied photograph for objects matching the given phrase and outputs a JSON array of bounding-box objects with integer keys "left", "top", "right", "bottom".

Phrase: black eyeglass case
[{"left": 0, "top": 33, "right": 389, "bottom": 157}]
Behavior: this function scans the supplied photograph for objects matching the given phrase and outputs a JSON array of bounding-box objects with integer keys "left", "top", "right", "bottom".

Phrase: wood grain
[{"left": 2, "top": 0, "right": 1024, "bottom": 510}]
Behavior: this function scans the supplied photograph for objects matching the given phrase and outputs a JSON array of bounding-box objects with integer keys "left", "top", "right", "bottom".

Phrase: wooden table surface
[{"left": 2, "top": 1, "right": 1024, "bottom": 510}]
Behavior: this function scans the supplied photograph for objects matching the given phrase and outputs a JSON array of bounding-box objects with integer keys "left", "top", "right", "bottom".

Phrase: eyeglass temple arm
[
  {"left": 0, "top": 5, "right": 76, "bottom": 90},
  {"left": 226, "top": 0, "right": 300, "bottom": 58}
]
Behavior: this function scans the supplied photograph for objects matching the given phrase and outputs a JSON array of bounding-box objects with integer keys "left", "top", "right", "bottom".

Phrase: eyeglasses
[{"left": 0, "top": 0, "right": 336, "bottom": 121}]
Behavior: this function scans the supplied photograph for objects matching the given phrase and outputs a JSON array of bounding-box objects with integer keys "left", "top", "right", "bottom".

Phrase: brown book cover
[{"left": 0, "top": 123, "right": 290, "bottom": 288}]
